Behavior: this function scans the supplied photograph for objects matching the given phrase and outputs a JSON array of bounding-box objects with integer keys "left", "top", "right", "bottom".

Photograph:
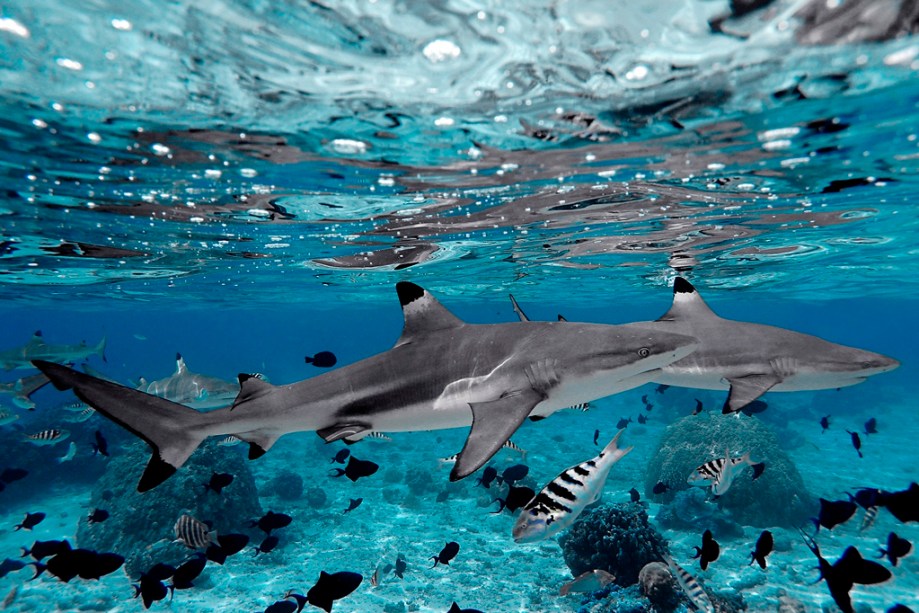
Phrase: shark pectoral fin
[
  {"left": 509, "top": 294, "right": 530, "bottom": 322},
  {"left": 450, "top": 388, "right": 545, "bottom": 482},
  {"left": 317, "top": 423, "right": 371, "bottom": 443},
  {"left": 722, "top": 374, "right": 782, "bottom": 414},
  {"left": 236, "top": 431, "right": 281, "bottom": 460}
]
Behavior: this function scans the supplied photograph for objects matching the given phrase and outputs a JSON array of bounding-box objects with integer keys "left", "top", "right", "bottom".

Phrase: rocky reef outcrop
[
  {"left": 559, "top": 502, "right": 669, "bottom": 587},
  {"left": 76, "top": 440, "right": 262, "bottom": 578},
  {"left": 645, "top": 413, "right": 813, "bottom": 527}
]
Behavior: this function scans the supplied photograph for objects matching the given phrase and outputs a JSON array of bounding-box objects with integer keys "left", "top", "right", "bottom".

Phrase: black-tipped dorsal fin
[
  {"left": 395, "top": 282, "right": 463, "bottom": 346},
  {"left": 230, "top": 374, "right": 275, "bottom": 410},
  {"left": 657, "top": 277, "right": 719, "bottom": 322},
  {"left": 175, "top": 353, "right": 187, "bottom": 375}
]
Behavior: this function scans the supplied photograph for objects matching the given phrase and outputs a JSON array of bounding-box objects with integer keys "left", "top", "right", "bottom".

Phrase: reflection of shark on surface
[
  {"left": 0, "top": 372, "right": 50, "bottom": 409},
  {"left": 510, "top": 277, "right": 899, "bottom": 413},
  {"left": 34, "top": 281, "right": 698, "bottom": 492},
  {"left": 136, "top": 354, "right": 239, "bottom": 410},
  {"left": 0, "top": 331, "right": 106, "bottom": 371}
]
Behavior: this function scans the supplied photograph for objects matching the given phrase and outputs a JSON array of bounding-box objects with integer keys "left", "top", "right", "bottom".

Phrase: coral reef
[
  {"left": 645, "top": 413, "right": 814, "bottom": 527},
  {"left": 76, "top": 440, "right": 262, "bottom": 577},
  {"left": 304, "top": 486, "right": 328, "bottom": 508},
  {"left": 638, "top": 562, "right": 680, "bottom": 611},
  {"left": 654, "top": 488, "right": 744, "bottom": 538},
  {"left": 559, "top": 502, "right": 669, "bottom": 587},
  {"left": 263, "top": 469, "right": 304, "bottom": 501}
]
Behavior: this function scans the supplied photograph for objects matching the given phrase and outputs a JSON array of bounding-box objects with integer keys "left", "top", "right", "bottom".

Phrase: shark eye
[{"left": 638, "top": 347, "right": 650, "bottom": 358}]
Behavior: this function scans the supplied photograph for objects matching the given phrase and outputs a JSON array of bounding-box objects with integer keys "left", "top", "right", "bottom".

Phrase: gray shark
[
  {"left": 0, "top": 331, "right": 106, "bottom": 371},
  {"left": 137, "top": 354, "right": 240, "bottom": 410},
  {"left": 510, "top": 277, "right": 899, "bottom": 413},
  {"left": 0, "top": 372, "right": 50, "bottom": 409},
  {"left": 32, "top": 281, "right": 698, "bottom": 492}
]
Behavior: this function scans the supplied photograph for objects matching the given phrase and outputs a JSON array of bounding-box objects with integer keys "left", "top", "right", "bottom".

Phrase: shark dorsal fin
[
  {"left": 175, "top": 353, "right": 187, "bottom": 375},
  {"left": 231, "top": 374, "right": 275, "bottom": 410},
  {"left": 27, "top": 331, "right": 44, "bottom": 346},
  {"left": 657, "top": 277, "right": 719, "bottom": 322},
  {"left": 395, "top": 282, "right": 463, "bottom": 346}
]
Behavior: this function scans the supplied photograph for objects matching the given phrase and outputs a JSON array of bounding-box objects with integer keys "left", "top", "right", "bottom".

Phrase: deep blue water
[{"left": 1, "top": 1, "right": 918, "bottom": 611}]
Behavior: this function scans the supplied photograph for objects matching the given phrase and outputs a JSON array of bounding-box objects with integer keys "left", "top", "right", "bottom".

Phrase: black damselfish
[
  {"left": 846, "top": 430, "right": 863, "bottom": 458},
  {"left": 431, "top": 542, "right": 460, "bottom": 567},
  {"left": 329, "top": 456, "right": 379, "bottom": 482},
  {"left": 344, "top": 498, "right": 363, "bottom": 513},
  {"left": 493, "top": 486, "right": 534, "bottom": 514},
  {"left": 252, "top": 511, "right": 293, "bottom": 535},
  {"left": 813, "top": 498, "right": 857, "bottom": 531},
  {"left": 498, "top": 464, "right": 528, "bottom": 486},
  {"left": 305, "top": 351, "right": 337, "bottom": 368},
  {"left": 87, "top": 509, "right": 109, "bottom": 524},
  {"left": 878, "top": 532, "right": 913, "bottom": 566},
  {"left": 691, "top": 529, "right": 720, "bottom": 571},
  {"left": 15, "top": 512, "right": 45, "bottom": 531},
  {"left": 749, "top": 530, "right": 774, "bottom": 569},
  {"left": 255, "top": 535, "right": 280, "bottom": 555},
  {"left": 307, "top": 571, "right": 362, "bottom": 612},
  {"left": 801, "top": 532, "right": 891, "bottom": 613},
  {"left": 92, "top": 430, "right": 109, "bottom": 457},
  {"left": 170, "top": 553, "right": 207, "bottom": 591},
  {"left": 476, "top": 466, "right": 497, "bottom": 489},
  {"left": 205, "top": 533, "right": 250, "bottom": 565},
  {"left": 203, "top": 471, "right": 234, "bottom": 494}
]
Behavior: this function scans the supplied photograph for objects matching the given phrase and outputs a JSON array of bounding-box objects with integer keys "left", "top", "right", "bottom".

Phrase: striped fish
[
  {"left": 663, "top": 554, "right": 714, "bottom": 613},
  {"left": 60, "top": 401, "right": 90, "bottom": 412},
  {"left": 512, "top": 429, "right": 632, "bottom": 543},
  {"left": 565, "top": 403, "right": 591, "bottom": 412},
  {"left": 173, "top": 514, "right": 218, "bottom": 549},
  {"left": 366, "top": 432, "right": 392, "bottom": 442},
  {"left": 63, "top": 407, "right": 96, "bottom": 423},
  {"left": 859, "top": 505, "right": 879, "bottom": 532},
  {"left": 24, "top": 428, "right": 70, "bottom": 446},
  {"left": 688, "top": 450, "right": 763, "bottom": 496},
  {"left": 217, "top": 435, "right": 242, "bottom": 446},
  {"left": 439, "top": 439, "right": 527, "bottom": 464}
]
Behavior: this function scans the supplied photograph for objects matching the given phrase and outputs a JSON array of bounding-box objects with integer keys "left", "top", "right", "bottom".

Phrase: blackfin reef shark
[
  {"left": 0, "top": 331, "right": 106, "bottom": 371},
  {"left": 136, "top": 354, "right": 240, "bottom": 410},
  {"left": 509, "top": 277, "right": 898, "bottom": 413},
  {"left": 32, "top": 281, "right": 698, "bottom": 492}
]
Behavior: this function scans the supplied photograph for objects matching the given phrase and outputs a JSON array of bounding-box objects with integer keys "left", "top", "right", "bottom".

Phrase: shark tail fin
[
  {"left": 96, "top": 336, "right": 107, "bottom": 363},
  {"left": 32, "top": 360, "right": 213, "bottom": 492}
]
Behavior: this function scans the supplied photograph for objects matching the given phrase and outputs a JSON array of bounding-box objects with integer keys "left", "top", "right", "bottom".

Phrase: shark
[
  {"left": 509, "top": 277, "right": 899, "bottom": 413},
  {"left": 0, "top": 331, "right": 106, "bottom": 371},
  {"left": 0, "top": 372, "right": 50, "bottom": 409},
  {"left": 136, "top": 354, "right": 240, "bottom": 410},
  {"left": 32, "top": 281, "right": 698, "bottom": 492}
]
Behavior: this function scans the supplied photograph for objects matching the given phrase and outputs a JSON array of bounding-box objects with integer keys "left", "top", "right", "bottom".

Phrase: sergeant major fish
[
  {"left": 24, "top": 429, "right": 69, "bottom": 446},
  {"left": 662, "top": 554, "right": 714, "bottom": 613},
  {"left": 513, "top": 429, "right": 632, "bottom": 543},
  {"left": 173, "top": 514, "right": 218, "bottom": 549},
  {"left": 687, "top": 450, "right": 764, "bottom": 496}
]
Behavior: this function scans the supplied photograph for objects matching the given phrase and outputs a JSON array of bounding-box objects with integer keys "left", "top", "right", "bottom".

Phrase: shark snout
[{"left": 861, "top": 354, "right": 899, "bottom": 374}]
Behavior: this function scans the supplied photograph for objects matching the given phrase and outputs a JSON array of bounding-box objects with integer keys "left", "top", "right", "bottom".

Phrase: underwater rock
[
  {"left": 403, "top": 467, "right": 434, "bottom": 496},
  {"left": 559, "top": 502, "right": 669, "bottom": 587},
  {"left": 76, "top": 440, "right": 262, "bottom": 578},
  {"left": 645, "top": 413, "right": 814, "bottom": 527},
  {"left": 777, "top": 593, "right": 807, "bottom": 613},
  {"left": 304, "top": 486, "right": 327, "bottom": 508},
  {"left": 263, "top": 469, "right": 304, "bottom": 501},
  {"left": 654, "top": 488, "right": 744, "bottom": 538},
  {"left": 638, "top": 562, "right": 680, "bottom": 611}
]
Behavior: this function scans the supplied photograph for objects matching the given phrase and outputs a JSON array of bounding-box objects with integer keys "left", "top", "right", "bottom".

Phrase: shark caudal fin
[{"left": 32, "top": 360, "right": 212, "bottom": 492}]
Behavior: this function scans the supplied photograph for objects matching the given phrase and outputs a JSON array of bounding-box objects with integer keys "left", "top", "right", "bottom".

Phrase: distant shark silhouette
[
  {"left": 136, "top": 354, "right": 239, "bottom": 410},
  {"left": 510, "top": 277, "right": 898, "bottom": 413},
  {"left": 0, "top": 331, "right": 105, "bottom": 371},
  {"left": 33, "top": 281, "right": 698, "bottom": 492},
  {"left": 0, "top": 372, "right": 50, "bottom": 409}
]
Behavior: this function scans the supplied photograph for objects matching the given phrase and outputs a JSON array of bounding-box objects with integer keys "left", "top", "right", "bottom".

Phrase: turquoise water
[{"left": 1, "top": 1, "right": 918, "bottom": 611}]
